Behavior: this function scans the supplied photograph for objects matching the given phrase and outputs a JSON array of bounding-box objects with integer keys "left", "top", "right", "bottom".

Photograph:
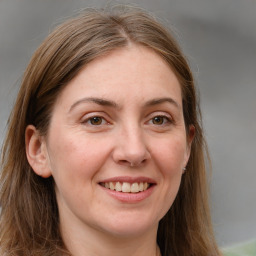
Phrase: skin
[{"left": 26, "top": 44, "right": 194, "bottom": 256}]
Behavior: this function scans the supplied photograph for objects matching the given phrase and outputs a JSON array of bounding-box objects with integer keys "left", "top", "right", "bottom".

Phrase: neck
[{"left": 61, "top": 221, "right": 160, "bottom": 256}]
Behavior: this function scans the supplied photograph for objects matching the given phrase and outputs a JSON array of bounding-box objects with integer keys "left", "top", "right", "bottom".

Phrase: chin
[
  {"left": 98, "top": 213, "right": 159, "bottom": 238},
  {"left": 104, "top": 225, "right": 156, "bottom": 239}
]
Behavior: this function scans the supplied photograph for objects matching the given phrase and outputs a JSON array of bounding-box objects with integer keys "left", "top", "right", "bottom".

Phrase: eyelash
[
  {"left": 82, "top": 116, "right": 108, "bottom": 126},
  {"left": 148, "top": 115, "right": 173, "bottom": 126},
  {"left": 81, "top": 114, "right": 173, "bottom": 127}
]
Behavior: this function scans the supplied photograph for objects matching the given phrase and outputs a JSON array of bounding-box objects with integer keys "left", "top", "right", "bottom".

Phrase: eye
[
  {"left": 82, "top": 116, "right": 107, "bottom": 126},
  {"left": 89, "top": 116, "right": 103, "bottom": 125},
  {"left": 150, "top": 115, "right": 171, "bottom": 125},
  {"left": 152, "top": 116, "right": 165, "bottom": 125}
]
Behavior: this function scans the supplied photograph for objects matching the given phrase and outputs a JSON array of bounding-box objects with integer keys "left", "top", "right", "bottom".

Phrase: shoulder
[{"left": 222, "top": 239, "right": 256, "bottom": 256}]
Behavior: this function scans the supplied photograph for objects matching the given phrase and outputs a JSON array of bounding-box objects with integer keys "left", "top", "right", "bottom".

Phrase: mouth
[
  {"left": 98, "top": 177, "right": 156, "bottom": 202},
  {"left": 99, "top": 181, "right": 152, "bottom": 193}
]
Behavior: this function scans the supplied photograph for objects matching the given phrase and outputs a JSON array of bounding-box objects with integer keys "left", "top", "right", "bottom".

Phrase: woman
[{"left": 0, "top": 6, "right": 221, "bottom": 256}]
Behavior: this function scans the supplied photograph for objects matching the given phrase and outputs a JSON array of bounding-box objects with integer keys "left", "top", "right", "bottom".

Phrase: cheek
[
  {"left": 152, "top": 135, "right": 187, "bottom": 175},
  {"left": 48, "top": 134, "right": 113, "bottom": 210},
  {"left": 149, "top": 137, "right": 186, "bottom": 219},
  {"left": 48, "top": 132, "right": 112, "bottom": 184}
]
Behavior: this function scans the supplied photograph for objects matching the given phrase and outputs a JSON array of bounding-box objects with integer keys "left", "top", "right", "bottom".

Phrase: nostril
[
  {"left": 118, "top": 160, "right": 131, "bottom": 166},
  {"left": 118, "top": 158, "right": 148, "bottom": 167}
]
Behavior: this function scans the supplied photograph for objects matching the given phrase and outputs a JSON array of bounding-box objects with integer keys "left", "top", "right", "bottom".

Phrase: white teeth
[
  {"left": 109, "top": 182, "right": 114, "bottom": 190},
  {"left": 115, "top": 182, "right": 122, "bottom": 192},
  {"left": 103, "top": 181, "right": 150, "bottom": 193},
  {"left": 131, "top": 182, "right": 139, "bottom": 193},
  {"left": 139, "top": 182, "right": 144, "bottom": 192},
  {"left": 143, "top": 182, "right": 149, "bottom": 191},
  {"left": 122, "top": 182, "right": 131, "bottom": 192}
]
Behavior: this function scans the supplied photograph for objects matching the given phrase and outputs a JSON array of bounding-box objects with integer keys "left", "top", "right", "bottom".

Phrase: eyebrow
[
  {"left": 69, "top": 97, "right": 119, "bottom": 112},
  {"left": 69, "top": 96, "right": 180, "bottom": 113},
  {"left": 144, "top": 97, "right": 180, "bottom": 109}
]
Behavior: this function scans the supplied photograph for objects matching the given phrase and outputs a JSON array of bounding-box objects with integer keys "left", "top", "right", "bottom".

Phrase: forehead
[{"left": 54, "top": 44, "right": 182, "bottom": 109}]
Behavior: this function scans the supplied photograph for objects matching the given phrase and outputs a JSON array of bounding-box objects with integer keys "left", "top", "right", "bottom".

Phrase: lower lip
[{"left": 99, "top": 185, "right": 155, "bottom": 203}]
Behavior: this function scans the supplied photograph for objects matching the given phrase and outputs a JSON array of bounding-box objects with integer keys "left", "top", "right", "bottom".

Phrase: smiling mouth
[{"left": 99, "top": 181, "right": 151, "bottom": 193}]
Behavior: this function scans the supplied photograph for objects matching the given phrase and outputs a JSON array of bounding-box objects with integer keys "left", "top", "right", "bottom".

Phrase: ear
[
  {"left": 25, "top": 125, "right": 52, "bottom": 178},
  {"left": 183, "top": 124, "right": 195, "bottom": 168}
]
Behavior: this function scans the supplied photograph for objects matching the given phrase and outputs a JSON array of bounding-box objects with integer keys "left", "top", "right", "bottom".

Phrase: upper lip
[{"left": 99, "top": 176, "right": 157, "bottom": 184}]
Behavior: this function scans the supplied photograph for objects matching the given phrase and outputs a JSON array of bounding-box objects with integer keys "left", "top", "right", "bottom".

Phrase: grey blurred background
[{"left": 0, "top": 0, "right": 255, "bottom": 248}]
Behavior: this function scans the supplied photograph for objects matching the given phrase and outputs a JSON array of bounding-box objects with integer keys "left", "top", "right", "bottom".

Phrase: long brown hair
[{"left": 0, "top": 6, "right": 221, "bottom": 256}]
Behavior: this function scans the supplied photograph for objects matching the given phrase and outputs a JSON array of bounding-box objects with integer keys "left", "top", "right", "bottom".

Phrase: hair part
[{"left": 0, "top": 6, "right": 221, "bottom": 256}]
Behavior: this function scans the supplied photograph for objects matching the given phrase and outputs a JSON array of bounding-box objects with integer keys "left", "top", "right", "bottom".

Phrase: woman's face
[{"left": 40, "top": 45, "right": 193, "bottom": 238}]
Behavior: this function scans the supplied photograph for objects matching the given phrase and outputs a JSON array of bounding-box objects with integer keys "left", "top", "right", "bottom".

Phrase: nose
[{"left": 112, "top": 125, "right": 151, "bottom": 167}]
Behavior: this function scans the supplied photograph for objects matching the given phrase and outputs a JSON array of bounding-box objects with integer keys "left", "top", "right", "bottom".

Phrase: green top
[{"left": 222, "top": 240, "right": 256, "bottom": 256}]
